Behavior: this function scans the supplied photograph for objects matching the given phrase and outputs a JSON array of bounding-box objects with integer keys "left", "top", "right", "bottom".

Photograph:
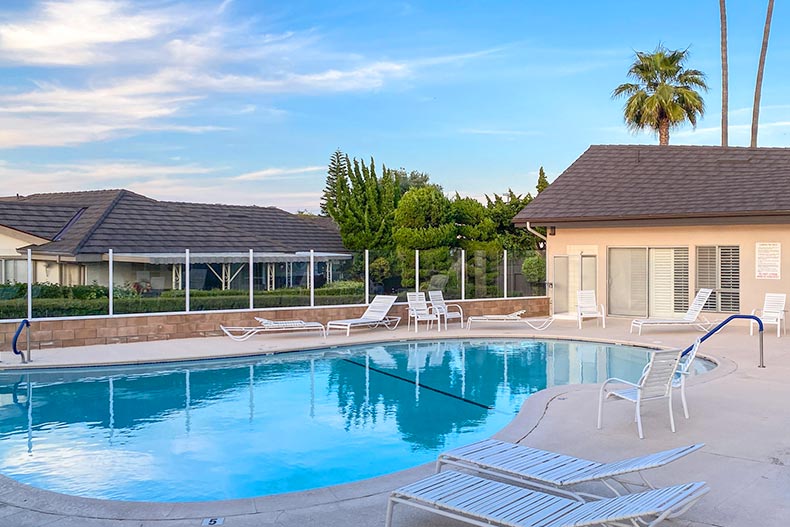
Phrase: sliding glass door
[{"left": 608, "top": 247, "right": 689, "bottom": 317}]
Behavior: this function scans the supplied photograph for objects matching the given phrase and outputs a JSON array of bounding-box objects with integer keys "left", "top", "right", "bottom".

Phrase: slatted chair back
[
  {"left": 407, "top": 292, "right": 431, "bottom": 316},
  {"left": 639, "top": 349, "right": 683, "bottom": 400},
  {"left": 762, "top": 293, "right": 787, "bottom": 323},
  {"left": 577, "top": 290, "right": 600, "bottom": 315},
  {"left": 682, "top": 288, "right": 713, "bottom": 321},
  {"left": 428, "top": 290, "right": 447, "bottom": 310},
  {"left": 361, "top": 295, "right": 398, "bottom": 320}
]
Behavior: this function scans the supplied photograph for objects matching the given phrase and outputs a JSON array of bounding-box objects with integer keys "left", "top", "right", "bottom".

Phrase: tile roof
[
  {"left": 0, "top": 202, "right": 83, "bottom": 239},
  {"left": 513, "top": 145, "right": 790, "bottom": 225},
  {"left": 0, "top": 190, "right": 346, "bottom": 256}
]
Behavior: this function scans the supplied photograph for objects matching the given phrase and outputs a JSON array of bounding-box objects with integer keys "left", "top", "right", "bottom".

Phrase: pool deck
[{"left": 0, "top": 317, "right": 786, "bottom": 526}]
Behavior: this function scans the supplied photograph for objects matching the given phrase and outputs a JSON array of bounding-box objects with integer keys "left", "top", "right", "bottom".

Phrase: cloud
[{"left": 233, "top": 166, "right": 326, "bottom": 181}]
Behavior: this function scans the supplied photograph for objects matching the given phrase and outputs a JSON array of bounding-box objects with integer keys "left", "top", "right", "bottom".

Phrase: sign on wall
[{"left": 756, "top": 242, "right": 781, "bottom": 279}]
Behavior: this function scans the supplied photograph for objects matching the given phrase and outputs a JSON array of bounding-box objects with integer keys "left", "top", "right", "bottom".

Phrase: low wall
[{"left": 0, "top": 297, "right": 549, "bottom": 351}]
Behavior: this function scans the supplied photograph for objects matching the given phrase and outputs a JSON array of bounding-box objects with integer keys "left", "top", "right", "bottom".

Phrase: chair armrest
[{"left": 601, "top": 377, "right": 639, "bottom": 389}]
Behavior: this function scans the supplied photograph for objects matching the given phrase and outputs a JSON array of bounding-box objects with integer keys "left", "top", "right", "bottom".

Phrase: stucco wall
[
  {"left": 547, "top": 223, "right": 790, "bottom": 316},
  {"left": 0, "top": 296, "right": 550, "bottom": 351}
]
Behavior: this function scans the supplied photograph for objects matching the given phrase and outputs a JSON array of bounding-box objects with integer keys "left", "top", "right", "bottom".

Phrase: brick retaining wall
[{"left": 0, "top": 297, "right": 549, "bottom": 351}]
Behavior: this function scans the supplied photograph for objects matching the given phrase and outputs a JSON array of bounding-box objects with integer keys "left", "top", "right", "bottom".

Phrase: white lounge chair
[
  {"left": 220, "top": 317, "right": 326, "bottom": 341},
  {"left": 674, "top": 339, "right": 701, "bottom": 419},
  {"left": 326, "top": 295, "right": 401, "bottom": 336},
  {"left": 750, "top": 292, "right": 786, "bottom": 337},
  {"left": 428, "top": 290, "right": 464, "bottom": 329},
  {"left": 406, "top": 292, "right": 440, "bottom": 333},
  {"left": 437, "top": 438, "right": 704, "bottom": 500},
  {"left": 630, "top": 288, "right": 713, "bottom": 335},
  {"left": 466, "top": 310, "right": 553, "bottom": 330},
  {"left": 386, "top": 470, "right": 708, "bottom": 527},
  {"left": 598, "top": 349, "right": 683, "bottom": 439},
  {"left": 577, "top": 290, "right": 605, "bottom": 329}
]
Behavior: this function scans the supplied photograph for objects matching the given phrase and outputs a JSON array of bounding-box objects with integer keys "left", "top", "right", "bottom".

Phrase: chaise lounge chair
[
  {"left": 386, "top": 470, "right": 708, "bottom": 527},
  {"left": 466, "top": 310, "right": 554, "bottom": 331},
  {"left": 326, "top": 295, "right": 401, "bottom": 336},
  {"left": 630, "top": 288, "right": 714, "bottom": 335},
  {"left": 220, "top": 317, "right": 326, "bottom": 341},
  {"left": 436, "top": 438, "right": 703, "bottom": 500}
]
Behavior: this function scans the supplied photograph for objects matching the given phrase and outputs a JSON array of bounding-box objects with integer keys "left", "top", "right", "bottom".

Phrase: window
[
  {"left": 608, "top": 247, "right": 688, "bottom": 317},
  {"left": 696, "top": 246, "right": 740, "bottom": 312}
]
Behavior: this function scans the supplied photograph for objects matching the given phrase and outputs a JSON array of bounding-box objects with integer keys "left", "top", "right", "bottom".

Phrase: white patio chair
[
  {"left": 577, "top": 290, "right": 605, "bottom": 329},
  {"left": 466, "top": 310, "right": 554, "bottom": 330},
  {"left": 437, "top": 439, "right": 704, "bottom": 500},
  {"left": 386, "top": 470, "right": 708, "bottom": 527},
  {"left": 220, "top": 317, "right": 326, "bottom": 340},
  {"left": 406, "top": 292, "right": 440, "bottom": 333},
  {"left": 750, "top": 293, "right": 786, "bottom": 337},
  {"left": 326, "top": 295, "right": 401, "bottom": 336},
  {"left": 674, "top": 338, "right": 701, "bottom": 419},
  {"left": 598, "top": 349, "right": 683, "bottom": 439},
  {"left": 428, "top": 290, "right": 464, "bottom": 329},
  {"left": 630, "top": 288, "right": 714, "bottom": 335}
]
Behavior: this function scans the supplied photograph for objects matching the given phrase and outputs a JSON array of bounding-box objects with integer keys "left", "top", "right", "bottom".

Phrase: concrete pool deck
[{"left": 0, "top": 317, "right": 785, "bottom": 526}]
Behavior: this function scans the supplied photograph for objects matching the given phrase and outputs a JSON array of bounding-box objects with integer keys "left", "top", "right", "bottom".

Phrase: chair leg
[
  {"left": 597, "top": 388, "right": 605, "bottom": 429},
  {"left": 668, "top": 392, "right": 676, "bottom": 433},
  {"left": 681, "top": 381, "right": 689, "bottom": 419},
  {"left": 385, "top": 499, "right": 395, "bottom": 527},
  {"left": 636, "top": 400, "right": 644, "bottom": 439}
]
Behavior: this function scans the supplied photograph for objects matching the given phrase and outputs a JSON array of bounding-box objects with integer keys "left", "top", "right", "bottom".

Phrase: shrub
[{"left": 521, "top": 255, "right": 546, "bottom": 283}]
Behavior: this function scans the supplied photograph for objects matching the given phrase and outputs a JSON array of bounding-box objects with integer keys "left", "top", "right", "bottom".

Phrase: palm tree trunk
[
  {"left": 720, "top": 0, "right": 729, "bottom": 147},
  {"left": 658, "top": 120, "right": 670, "bottom": 145},
  {"left": 751, "top": 0, "right": 775, "bottom": 148}
]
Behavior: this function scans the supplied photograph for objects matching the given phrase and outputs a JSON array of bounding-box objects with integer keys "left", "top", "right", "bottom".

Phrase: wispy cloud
[{"left": 233, "top": 165, "right": 325, "bottom": 181}]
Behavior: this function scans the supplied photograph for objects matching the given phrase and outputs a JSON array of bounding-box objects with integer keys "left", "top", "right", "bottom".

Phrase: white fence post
[
  {"left": 364, "top": 249, "right": 370, "bottom": 305},
  {"left": 185, "top": 249, "right": 190, "bottom": 313},
  {"left": 503, "top": 249, "right": 508, "bottom": 299},
  {"left": 26, "top": 249, "right": 32, "bottom": 320},
  {"left": 415, "top": 250, "right": 420, "bottom": 292},
  {"left": 309, "top": 249, "right": 315, "bottom": 307},
  {"left": 461, "top": 249, "right": 466, "bottom": 301},
  {"left": 108, "top": 249, "right": 114, "bottom": 316},
  {"left": 249, "top": 249, "right": 254, "bottom": 310}
]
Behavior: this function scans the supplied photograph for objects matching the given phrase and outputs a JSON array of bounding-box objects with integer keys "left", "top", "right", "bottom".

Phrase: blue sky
[{"left": 0, "top": 0, "right": 788, "bottom": 211}]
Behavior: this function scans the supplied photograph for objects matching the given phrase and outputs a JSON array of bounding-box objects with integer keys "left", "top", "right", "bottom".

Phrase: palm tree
[
  {"left": 720, "top": 0, "right": 729, "bottom": 146},
  {"left": 613, "top": 45, "right": 708, "bottom": 145},
  {"left": 751, "top": 0, "right": 775, "bottom": 148}
]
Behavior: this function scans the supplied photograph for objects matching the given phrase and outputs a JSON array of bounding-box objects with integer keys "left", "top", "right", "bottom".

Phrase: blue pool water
[{"left": 0, "top": 339, "right": 708, "bottom": 502}]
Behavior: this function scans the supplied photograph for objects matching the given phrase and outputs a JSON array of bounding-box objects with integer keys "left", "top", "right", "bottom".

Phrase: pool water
[{"left": 0, "top": 339, "right": 708, "bottom": 502}]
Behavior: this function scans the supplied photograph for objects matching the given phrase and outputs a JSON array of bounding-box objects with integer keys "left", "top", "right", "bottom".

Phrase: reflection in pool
[{"left": 0, "top": 339, "right": 708, "bottom": 501}]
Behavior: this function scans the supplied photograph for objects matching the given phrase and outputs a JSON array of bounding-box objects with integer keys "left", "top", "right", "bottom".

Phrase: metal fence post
[
  {"left": 364, "top": 249, "right": 370, "bottom": 305},
  {"left": 108, "top": 249, "right": 114, "bottom": 316},
  {"left": 26, "top": 249, "right": 32, "bottom": 320},
  {"left": 461, "top": 249, "right": 466, "bottom": 301},
  {"left": 309, "top": 249, "right": 315, "bottom": 307},
  {"left": 415, "top": 249, "right": 420, "bottom": 292},
  {"left": 503, "top": 249, "right": 508, "bottom": 299},
  {"left": 185, "top": 249, "right": 190, "bottom": 313},
  {"left": 249, "top": 249, "right": 255, "bottom": 310}
]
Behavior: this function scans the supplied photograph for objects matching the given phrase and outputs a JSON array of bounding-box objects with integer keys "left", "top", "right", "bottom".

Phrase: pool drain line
[{"left": 342, "top": 359, "right": 493, "bottom": 410}]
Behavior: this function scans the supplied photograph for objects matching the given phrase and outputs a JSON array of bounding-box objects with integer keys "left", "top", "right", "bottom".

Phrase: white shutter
[
  {"left": 649, "top": 249, "right": 675, "bottom": 317},
  {"left": 673, "top": 248, "right": 689, "bottom": 313},
  {"left": 696, "top": 247, "right": 718, "bottom": 311},
  {"left": 719, "top": 246, "right": 740, "bottom": 312}
]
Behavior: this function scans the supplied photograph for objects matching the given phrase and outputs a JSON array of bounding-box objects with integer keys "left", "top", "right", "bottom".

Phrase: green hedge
[{"left": 0, "top": 293, "right": 366, "bottom": 319}]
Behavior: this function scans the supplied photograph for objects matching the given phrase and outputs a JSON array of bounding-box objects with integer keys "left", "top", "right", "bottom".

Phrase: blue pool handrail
[
  {"left": 682, "top": 314, "right": 764, "bottom": 368},
  {"left": 11, "top": 319, "right": 30, "bottom": 363}
]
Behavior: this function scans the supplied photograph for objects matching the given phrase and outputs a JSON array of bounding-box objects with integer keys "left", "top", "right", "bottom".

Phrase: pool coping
[{"left": 0, "top": 331, "right": 732, "bottom": 522}]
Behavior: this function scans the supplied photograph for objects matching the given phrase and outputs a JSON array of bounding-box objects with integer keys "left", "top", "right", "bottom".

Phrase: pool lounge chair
[
  {"left": 436, "top": 438, "right": 704, "bottom": 500},
  {"left": 750, "top": 292, "right": 786, "bottom": 337},
  {"left": 630, "top": 288, "right": 714, "bottom": 335},
  {"left": 407, "top": 292, "right": 441, "bottom": 332},
  {"left": 466, "top": 310, "right": 554, "bottom": 331},
  {"left": 220, "top": 317, "right": 326, "bottom": 341},
  {"left": 326, "top": 295, "right": 401, "bottom": 336},
  {"left": 577, "top": 290, "right": 605, "bottom": 329},
  {"left": 386, "top": 470, "right": 708, "bottom": 527}
]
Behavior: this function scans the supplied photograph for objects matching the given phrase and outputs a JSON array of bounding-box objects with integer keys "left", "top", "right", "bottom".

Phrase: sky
[{"left": 0, "top": 0, "right": 788, "bottom": 212}]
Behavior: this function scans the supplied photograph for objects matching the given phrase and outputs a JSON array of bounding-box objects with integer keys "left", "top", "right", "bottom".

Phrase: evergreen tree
[
  {"left": 536, "top": 167, "right": 549, "bottom": 194},
  {"left": 325, "top": 157, "right": 398, "bottom": 251},
  {"left": 320, "top": 149, "right": 347, "bottom": 215}
]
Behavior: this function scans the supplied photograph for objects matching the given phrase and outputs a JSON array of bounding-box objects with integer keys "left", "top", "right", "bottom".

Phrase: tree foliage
[
  {"left": 325, "top": 156, "right": 398, "bottom": 251},
  {"left": 321, "top": 149, "right": 348, "bottom": 215},
  {"left": 612, "top": 45, "right": 708, "bottom": 145},
  {"left": 485, "top": 190, "right": 534, "bottom": 252},
  {"left": 536, "top": 166, "right": 549, "bottom": 193},
  {"left": 391, "top": 168, "right": 435, "bottom": 195}
]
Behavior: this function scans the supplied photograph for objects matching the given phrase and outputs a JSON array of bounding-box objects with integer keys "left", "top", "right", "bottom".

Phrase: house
[
  {"left": 513, "top": 145, "right": 790, "bottom": 318},
  {"left": 0, "top": 190, "right": 350, "bottom": 291}
]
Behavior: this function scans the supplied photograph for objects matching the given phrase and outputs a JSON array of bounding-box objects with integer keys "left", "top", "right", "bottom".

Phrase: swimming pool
[{"left": 0, "top": 339, "right": 709, "bottom": 502}]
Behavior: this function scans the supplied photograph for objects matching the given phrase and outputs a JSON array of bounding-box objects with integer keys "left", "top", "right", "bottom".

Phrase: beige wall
[{"left": 547, "top": 223, "right": 790, "bottom": 316}]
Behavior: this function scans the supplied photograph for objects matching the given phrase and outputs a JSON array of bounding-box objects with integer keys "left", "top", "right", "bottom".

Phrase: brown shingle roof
[
  {"left": 513, "top": 145, "right": 790, "bottom": 225},
  {"left": 0, "top": 190, "right": 347, "bottom": 256}
]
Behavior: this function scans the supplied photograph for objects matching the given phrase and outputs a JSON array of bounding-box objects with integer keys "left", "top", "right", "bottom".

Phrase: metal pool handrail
[
  {"left": 682, "top": 314, "right": 764, "bottom": 368},
  {"left": 11, "top": 319, "right": 30, "bottom": 364}
]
